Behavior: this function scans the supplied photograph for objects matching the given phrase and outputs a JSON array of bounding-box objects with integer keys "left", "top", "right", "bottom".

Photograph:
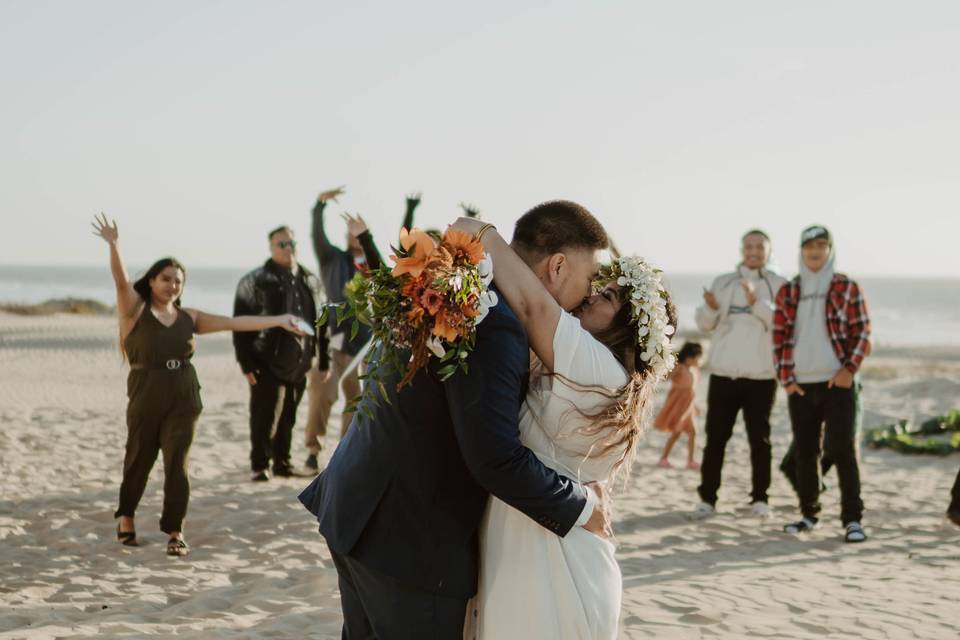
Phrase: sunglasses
[{"left": 276, "top": 240, "right": 297, "bottom": 249}]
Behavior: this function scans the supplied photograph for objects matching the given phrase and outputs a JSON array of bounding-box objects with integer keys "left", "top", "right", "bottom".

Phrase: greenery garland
[{"left": 865, "top": 410, "right": 960, "bottom": 455}]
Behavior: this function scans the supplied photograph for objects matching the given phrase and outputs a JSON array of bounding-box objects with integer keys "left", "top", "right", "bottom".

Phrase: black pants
[
  {"left": 331, "top": 550, "right": 468, "bottom": 640},
  {"left": 950, "top": 465, "right": 960, "bottom": 514},
  {"left": 697, "top": 376, "right": 778, "bottom": 506},
  {"left": 115, "top": 407, "right": 199, "bottom": 534},
  {"left": 788, "top": 382, "right": 864, "bottom": 525},
  {"left": 780, "top": 384, "right": 863, "bottom": 495},
  {"left": 249, "top": 370, "right": 306, "bottom": 472}
]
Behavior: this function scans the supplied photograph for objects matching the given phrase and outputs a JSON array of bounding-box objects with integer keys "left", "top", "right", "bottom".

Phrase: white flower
[
  {"left": 426, "top": 335, "right": 446, "bottom": 358},
  {"left": 474, "top": 289, "right": 499, "bottom": 325},
  {"left": 478, "top": 254, "right": 494, "bottom": 286},
  {"left": 604, "top": 254, "right": 676, "bottom": 380},
  {"left": 451, "top": 274, "right": 463, "bottom": 292}
]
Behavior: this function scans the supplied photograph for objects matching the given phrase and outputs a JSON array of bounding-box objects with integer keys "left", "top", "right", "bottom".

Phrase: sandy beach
[{"left": 1, "top": 311, "right": 958, "bottom": 640}]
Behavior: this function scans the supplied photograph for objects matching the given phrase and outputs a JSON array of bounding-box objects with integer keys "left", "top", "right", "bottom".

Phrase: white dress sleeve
[{"left": 552, "top": 311, "right": 628, "bottom": 392}]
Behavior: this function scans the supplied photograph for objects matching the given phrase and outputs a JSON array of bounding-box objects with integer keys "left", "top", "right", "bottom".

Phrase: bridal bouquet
[{"left": 324, "top": 227, "right": 497, "bottom": 410}]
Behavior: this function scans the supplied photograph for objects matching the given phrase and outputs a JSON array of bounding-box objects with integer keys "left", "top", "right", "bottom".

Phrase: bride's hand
[
  {"left": 449, "top": 216, "right": 485, "bottom": 236},
  {"left": 91, "top": 212, "right": 119, "bottom": 244}
]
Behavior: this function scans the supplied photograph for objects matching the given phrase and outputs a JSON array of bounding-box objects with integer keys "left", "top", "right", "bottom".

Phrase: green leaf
[
  {"left": 378, "top": 381, "right": 392, "bottom": 406},
  {"left": 351, "top": 320, "right": 360, "bottom": 341},
  {"left": 438, "top": 364, "right": 457, "bottom": 379}
]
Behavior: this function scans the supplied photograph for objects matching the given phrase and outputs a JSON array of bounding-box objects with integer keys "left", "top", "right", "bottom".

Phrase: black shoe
[
  {"left": 251, "top": 469, "right": 270, "bottom": 482},
  {"left": 304, "top": 453, "right": 319, "bottom": 472},
  {"left": 272, "top": 464, "right": 301, "bottom": 478},
  {"left": 947, "top": 509, "right": 960, "bottom": 527},
  {"left": 783, "top": 517, "right": 818, "bottom": 534}
]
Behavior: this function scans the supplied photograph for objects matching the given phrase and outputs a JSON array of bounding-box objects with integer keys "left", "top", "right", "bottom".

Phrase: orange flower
[
  {"left": 461, "top": 294, "right": 481, "bottom": 318},
  {"left": 420, "top": 288, "right": 444, "bottom": 316},
  {"left": 443, "top": 229, "right": 485, "bottom": 265},
  {"left": 431, "top": 308, "right": 460, "bottom": 342},
  {"left": 406, "top": 304, "right": 425, "bottom": 323},
  {"left": 427, "top": 245, "right": 454, "bottom": 270},
  {"left": 402, "top": 273, "right": 426, "bottom": 300},
  {"left": 392, "top": 228, "right": 438, "bottom": 278}
]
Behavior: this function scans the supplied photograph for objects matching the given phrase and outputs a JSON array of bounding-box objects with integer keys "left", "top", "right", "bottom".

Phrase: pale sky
[{"left": 1, "top": 0, "right": 958, "bottom": 277}]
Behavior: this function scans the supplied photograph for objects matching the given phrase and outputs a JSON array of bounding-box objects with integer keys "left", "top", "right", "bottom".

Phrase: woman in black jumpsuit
[{"left": 93, "top": 214, "right": 306, "bottom": 556}]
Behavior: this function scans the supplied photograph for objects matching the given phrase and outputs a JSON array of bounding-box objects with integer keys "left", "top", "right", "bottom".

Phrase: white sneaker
[
  {"left": 691, "top": 502, "right": 715, "bottom": 520},
  {"left": 751, "top": 501, "right": 771, "bottom": 519}
]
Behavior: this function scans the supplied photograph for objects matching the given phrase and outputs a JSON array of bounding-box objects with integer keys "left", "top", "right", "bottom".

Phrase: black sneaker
[
  {"left": 783, "top": 517, "right": 817, "bottom": 534},
  {"left": 272, "top": 464, "right": 302, "bottom": 478},
  {"left": 304, "top": 453, "right": 319, "bottom": 472},
  {"left": 251, "top": 469, "right": 270, "bottom": 482}
]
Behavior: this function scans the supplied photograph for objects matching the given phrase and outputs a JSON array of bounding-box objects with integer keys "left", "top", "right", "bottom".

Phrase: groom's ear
[{"left": 544, "top": 253, "right": 567, "bottom": 284}]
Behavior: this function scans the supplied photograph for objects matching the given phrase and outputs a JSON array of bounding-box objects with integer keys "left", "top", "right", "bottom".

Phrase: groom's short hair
[{"left": 511, "top": 200, "right": 608, "bottom": 262}]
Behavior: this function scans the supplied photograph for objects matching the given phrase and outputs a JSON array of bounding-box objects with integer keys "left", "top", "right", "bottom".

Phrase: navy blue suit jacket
[{"left": 298, "top": 293, "right": 588, "bottom": 598}]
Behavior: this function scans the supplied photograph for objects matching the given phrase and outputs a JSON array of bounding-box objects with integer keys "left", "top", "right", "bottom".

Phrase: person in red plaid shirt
[{"left": 773, "top": 225, "right": 871, "bottom": 543}]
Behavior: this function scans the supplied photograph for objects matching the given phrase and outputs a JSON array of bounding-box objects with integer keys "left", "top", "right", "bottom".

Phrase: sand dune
[{"left": 1, "top": 312, "right": 958, "bottom": 639}]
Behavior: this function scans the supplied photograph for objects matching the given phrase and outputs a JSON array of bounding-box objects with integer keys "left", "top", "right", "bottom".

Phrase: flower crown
[{"left": 593, "top": 255, "right": 676, "bottom": 380}]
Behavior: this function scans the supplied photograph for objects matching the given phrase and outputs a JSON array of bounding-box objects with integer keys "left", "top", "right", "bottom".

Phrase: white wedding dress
[{"left": 475, "top": 312, "right": 628, "bottom": 640}]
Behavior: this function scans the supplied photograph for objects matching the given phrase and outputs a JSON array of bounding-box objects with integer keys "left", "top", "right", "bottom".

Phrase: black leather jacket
[{"left": 232, "top": 259, "right": 329, "bottom": 382}]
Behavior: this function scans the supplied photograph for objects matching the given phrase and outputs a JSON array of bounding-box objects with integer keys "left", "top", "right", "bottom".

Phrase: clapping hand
[
  {"left": 702, "top": 287, "right": 719, "bottom": 311},
  {"left": 341, "top": 212, "right": 368, "bottom": 238},
  {"left": 740, "top": 278, "right": 757, "bottom": 306},
  {"left": 91, "top": 213, "right": 119, "bottom": 244},
  {"left": 318, "top": 186, "right": 346, "bottom": 204}
]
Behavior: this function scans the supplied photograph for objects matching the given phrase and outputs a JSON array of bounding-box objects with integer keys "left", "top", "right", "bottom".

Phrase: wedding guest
[
  {"left": 93, "top": 214, "right": 305, "bottom": 556},
  {"left": 654, "top": 342, "right": 703, "bottom": 470},
  {"left": 948, "top": 466, "right": 960, "bottom": 527},
  {"left": 307, "top": 187, "right": 382, "bottom": 449},
  {"left": 774, "top": 225, "right": 871, "bottom": 543},
  {"left": 234, "top": 225, "right": 329, "bottom": 482},
  {"left": 693, "top": 230, "right": 787, "bottom": 519}
]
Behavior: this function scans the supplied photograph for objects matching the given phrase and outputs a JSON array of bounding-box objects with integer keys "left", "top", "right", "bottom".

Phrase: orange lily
[
  {"left": 431, "top": 308, "right": 460, "bottom": 342},
  {"left": 392, "top": 228, "right": 438, "bottom": 278}
]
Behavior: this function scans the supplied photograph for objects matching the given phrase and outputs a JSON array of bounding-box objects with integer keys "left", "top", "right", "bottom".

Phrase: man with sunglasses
[{"left": 233, "top": 225, "right": 330, "bottom": 482}]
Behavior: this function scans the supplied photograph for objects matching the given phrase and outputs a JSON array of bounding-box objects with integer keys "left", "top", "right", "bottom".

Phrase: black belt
[{"left": 130, "top": 358, "right": 192, "bottom": 371}]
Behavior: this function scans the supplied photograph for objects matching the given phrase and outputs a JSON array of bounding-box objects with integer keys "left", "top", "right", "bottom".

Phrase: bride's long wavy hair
[{"left": 548, "top": 287, "right": 679, "bottom": 484}]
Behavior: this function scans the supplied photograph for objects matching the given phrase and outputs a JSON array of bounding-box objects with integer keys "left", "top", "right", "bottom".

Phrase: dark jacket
[
  {"left": 232, "top": 259, "right": 329, "bottom": 382},
  {"left": 298, "top": 292, "right": 588, "bottom": 598},
  {"left": 311, "top": 200, "right": 371, "bottom": 356}
]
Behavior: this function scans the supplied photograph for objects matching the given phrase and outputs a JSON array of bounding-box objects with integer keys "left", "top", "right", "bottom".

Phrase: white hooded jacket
[{"left": 695, "top": 265, "right": 787, "bottom": 380}]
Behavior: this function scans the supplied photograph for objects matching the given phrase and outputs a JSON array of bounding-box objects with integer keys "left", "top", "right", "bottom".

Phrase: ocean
[{"left": 1, "top": 265, "right": 957, "bottom": 349}]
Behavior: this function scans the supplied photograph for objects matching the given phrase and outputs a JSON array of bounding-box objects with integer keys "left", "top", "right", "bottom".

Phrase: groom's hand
[{"left": 581, "top": 482, "right": 613, "bottom": 539}]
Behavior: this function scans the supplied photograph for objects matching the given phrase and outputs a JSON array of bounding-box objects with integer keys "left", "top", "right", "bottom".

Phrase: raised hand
[
  {"left": 318, "top": 186, "right": 346, "bottom": 204},
  {"left": 459, "top": 202, "right": 481, "bottom": 219},
  {"left": 341, "top": 212, "right": 369, "bottom": 238},
  {"left": 91, "top": 212, "right": 119, "bottom": 244},
  {"left": 406, "top": 192, "right": 422, "bottom": 206}
]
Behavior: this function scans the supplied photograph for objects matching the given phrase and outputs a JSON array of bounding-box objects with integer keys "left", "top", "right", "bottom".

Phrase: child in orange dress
[{"left": 655, "top": 342, "right": 704, "bottom": 470}]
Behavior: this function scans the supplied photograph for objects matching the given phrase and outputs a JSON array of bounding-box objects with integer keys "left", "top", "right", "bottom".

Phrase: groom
[{"left": 299, "top": 200, "right": 612, "bottom": 638}]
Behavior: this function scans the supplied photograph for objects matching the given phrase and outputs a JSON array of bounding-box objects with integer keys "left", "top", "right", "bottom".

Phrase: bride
[{"left": 451, "top": 217, "right": 677, "bottom": 639}]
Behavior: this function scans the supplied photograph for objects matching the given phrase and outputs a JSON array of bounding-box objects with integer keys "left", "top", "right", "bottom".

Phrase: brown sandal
[{"left": 166, "top": 537, "right": 189, "bottom": 557}]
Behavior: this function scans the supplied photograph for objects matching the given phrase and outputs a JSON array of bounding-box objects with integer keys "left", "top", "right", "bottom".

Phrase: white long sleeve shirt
[{"left": 695, "top": 266, "right": 787, "bottom": 380}]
